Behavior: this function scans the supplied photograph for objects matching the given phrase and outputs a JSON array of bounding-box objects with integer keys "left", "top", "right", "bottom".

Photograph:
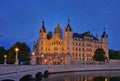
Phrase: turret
[
  {"left": 101, "top": 27, "right": 109, "bottom": 60},
  {"left": 54, "top": 23, "right": 62, "bottom": 38},
  {"left": 101, "top": 27, "right": 108, "bottom": 44},
  {"left": 39, "top": 21, "right": 47, "bottom": 39},
  {"left": 64, "top": 19, "right": 73, "bottom": 38}
]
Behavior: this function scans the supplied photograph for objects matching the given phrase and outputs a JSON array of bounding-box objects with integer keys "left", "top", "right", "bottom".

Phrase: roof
[
  {"left": 65, "top": 19, "right": 72, "bottom": 32},
  {"left": 73, "top": 31, "right": 99, "bottom": 41},
  {"left": 102, "top": 31, "right": 108, "bottom": 38},
  {"left": 40, "top": 21, "right": 46, "bottom": 33},
  {"left": 55, "top": 23, "right": 62, "bottom": 30}
]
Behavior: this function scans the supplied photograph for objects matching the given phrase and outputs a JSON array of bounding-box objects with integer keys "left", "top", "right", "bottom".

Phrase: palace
[{"left": 32, "top": 19, "right": 109, "bottom": 65}]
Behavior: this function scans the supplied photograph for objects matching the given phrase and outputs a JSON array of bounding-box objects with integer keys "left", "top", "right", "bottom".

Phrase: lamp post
[
  {"left": 4, "top": 54, "right": 7, "bottom": 65},
  {"left": 15, "top": 48, "right": 19, "bottom": 65},
  {"left": 41, "top": 54, "right": 44, "bottom": 64},
  {"left": 32, "top": 52, "right": 35, "bottom": 56},
  {"left": 61, "top": 57, "right": 64, "bottom": 64},
  {"left": 31, "top": 52, "right": 36, "bottom": 65}
]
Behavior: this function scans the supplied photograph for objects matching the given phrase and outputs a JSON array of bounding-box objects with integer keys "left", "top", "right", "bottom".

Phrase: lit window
[
  {"left": 59, "top": 42, "right": 60, "bottom": 45},
  {"left": 62, "top": 47, "right": 64, "bottom": 50},
  {"left": 73, "top": 53, "right": 74, "bottom": 56},
  {"left": 56, "top": 41, "right": 58, "bottom": 44},
  {"left": 54, "top": 47, "right": 58, "bottom": 50},
  {"left": 76, "top": 47, "right": 77, "bottom": 51},
  {"left": 76, "top": 53, "right": 78, "bottom": 56},
  {"left": 76, "top": 42, "right": 77, "bottom": 45},
  {"left": 48, "top": 48, "right": 50, "bottom": 51},
  {"left": 82, "top": 53, "right": 84, "bottom": 57},
  {"left": 52, "top": 42, "right": 53, "bottom": 45},
  {"left": 41, "top": 47, "right": 43, "bottom": 50}
]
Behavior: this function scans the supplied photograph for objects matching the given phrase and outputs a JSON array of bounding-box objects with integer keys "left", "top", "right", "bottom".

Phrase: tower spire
[
  {"left": 68, "top": 19, "right": 70, "bottom": 25},
  {"left": 42, "top": 20, "right": 45, "bottom": 28},
  {"left": 102, "top": 27, "right": 108, "bottom": 38},
  {"left": 103, "top": 27, "right": 106, "bottom": 32},
  {"left": 40, "top": 20, "right": 46, "bottom": 33},
  {"left": 65, "top": 19, "right": 72, "bottom": 32}
]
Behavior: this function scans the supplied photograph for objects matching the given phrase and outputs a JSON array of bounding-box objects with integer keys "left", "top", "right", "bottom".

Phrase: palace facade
[{"left": 32, "top": 19, "right": 109, "bottom": 65}]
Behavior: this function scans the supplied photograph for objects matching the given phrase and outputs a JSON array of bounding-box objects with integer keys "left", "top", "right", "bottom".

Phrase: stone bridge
[{"left": 0, "top": 64, "right": 120, "bottom": 81}]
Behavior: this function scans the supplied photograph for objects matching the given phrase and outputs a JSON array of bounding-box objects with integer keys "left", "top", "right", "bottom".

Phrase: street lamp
[
  {"left": 32, "top": 52, "right": 35, "bottom": 56},
  {"left": 15, "top": 47, "right": 19, "bottom": 65},
  {"left": 61, "top": 57, "right": 64, "bottom": 65},
  {"left": 4, "top": 54, "right": 7, "bottom": 65},
  {"left": 41, "top": 54, "right": 44, "bottom": 64},
  {"left": 41, "top": 54, "right": 44, "bottom": 58},
  {"left": 31, "top": 52, "right": 36, "bottom": 65}
]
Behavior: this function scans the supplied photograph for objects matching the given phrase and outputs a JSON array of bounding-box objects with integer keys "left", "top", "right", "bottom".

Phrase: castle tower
[
  {"left": 101, "top": 27, "right": 109, "bottom": 60},
  {"left": 64, "top": 19, "right": 73, "bottom": 55},
  {"left": 39, "top": 21, "right": 47, "bottom": 39},
  {"left": 39, "top": 21, "right": 47, "bottom": 55},
  {"left": 54, "top": 23, "right": 62, "bottom": 38},
  {"left": 64, "top": 19, "right": 73, "bottom": 38}
]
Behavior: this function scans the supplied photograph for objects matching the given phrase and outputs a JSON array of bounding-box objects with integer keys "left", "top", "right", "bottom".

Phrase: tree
[
  {"left": 7, "top": 42, "right": 31, "bottom": 64},
  {"left": 0, "top": 46, "right": 7, "bottom": 64},
  {"left": 109, "top": 49, "right": 120, "bottom": 59},
  {"left": 92, "top": 48, "right": 107, "bottom": 62}
]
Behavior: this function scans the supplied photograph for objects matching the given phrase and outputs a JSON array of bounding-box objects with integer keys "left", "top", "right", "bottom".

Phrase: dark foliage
[
  {"left": 92, "top": 48, "right": 107, "bottom": 62},
  {"left": 7, "top": 42, "right": 31, "bottom": 64},
  {"left": 109, "top": 49, "right": 120, "bottom": 59},
  {"left": 0, "top": 46, "right": 7, "bottom": 64}
]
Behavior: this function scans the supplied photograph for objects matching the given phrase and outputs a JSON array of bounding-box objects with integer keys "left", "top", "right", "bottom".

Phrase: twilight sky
[{"left": 0, "top": 0, "right": 120, "bottom": 50}]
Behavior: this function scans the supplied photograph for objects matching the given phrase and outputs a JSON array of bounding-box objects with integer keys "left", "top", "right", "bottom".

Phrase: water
[{"left": 42, "top": 71, "right": 120, "bottom": 81}]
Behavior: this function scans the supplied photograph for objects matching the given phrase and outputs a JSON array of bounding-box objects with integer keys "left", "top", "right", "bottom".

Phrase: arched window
[
  {"left": 76, "top": 47, "right": 77, "bottom": 51},
  {"left": 54, "top": 47, "right": 58, "bottom": 50},
  {"left": 73, "top": 53, "right": 74, "bottom": 56},
  {"left": 76, "top": 53, "right": 78, "bottom": 56}
]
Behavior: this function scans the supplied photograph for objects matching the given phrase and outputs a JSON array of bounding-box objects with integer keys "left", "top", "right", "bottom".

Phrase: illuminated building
[{"left": 33, "top": 19, "right": 109, "bottom": 65}]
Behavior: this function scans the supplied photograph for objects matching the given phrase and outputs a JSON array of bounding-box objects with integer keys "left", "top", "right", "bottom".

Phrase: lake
[{"left": 42, "top": 70, "right": 120, "bottom": 81}]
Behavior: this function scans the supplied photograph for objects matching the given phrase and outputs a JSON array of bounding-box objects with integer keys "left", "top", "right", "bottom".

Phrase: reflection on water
[{"left": 43, "top": 71, "right": 120, "bottom": 81}]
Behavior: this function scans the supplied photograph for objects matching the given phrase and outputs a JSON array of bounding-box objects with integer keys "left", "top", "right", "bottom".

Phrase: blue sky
[{"left": 0, "top": 0, "right": 120, "bottom": 50}]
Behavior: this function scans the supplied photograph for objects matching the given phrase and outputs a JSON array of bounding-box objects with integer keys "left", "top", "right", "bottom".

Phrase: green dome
[{"left": 55, "top": 23, "right": 62, "bottom": 30}]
